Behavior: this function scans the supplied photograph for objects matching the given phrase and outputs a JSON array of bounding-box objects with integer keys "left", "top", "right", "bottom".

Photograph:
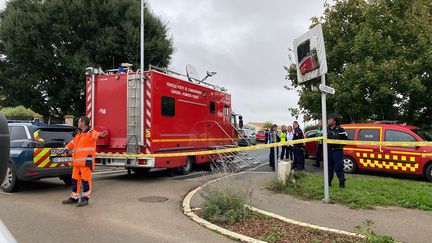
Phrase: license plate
[{"left": 51, "top": 157, "right": 72, "bottom": 163}]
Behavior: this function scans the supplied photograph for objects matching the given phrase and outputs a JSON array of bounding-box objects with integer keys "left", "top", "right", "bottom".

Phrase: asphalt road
[
  {"left": 0, "top": 149, "right": 272, "bottom": 243},
  {"left": 2, "top": 147, "right": 423, "bottom": 243},
  {"left": 0, "top": 169, "right": 231, "bottom": 242}
]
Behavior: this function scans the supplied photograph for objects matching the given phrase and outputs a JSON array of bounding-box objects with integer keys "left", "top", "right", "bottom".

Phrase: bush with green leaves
[
  {"left": 355, "top": 220, "right": 396, "bottom": 243},
  {"left": 1, "top": 106, "right": 39, "bottom": 120},
  {"left": 201, "top": 185, "right": 250, "bottom": 225}
]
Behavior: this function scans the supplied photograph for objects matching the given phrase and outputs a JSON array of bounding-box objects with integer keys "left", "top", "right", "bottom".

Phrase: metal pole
[
  {"left": 321, "top": 74, "right": 330, "bottom": 203},
  {"left": 275, "top": 145, "right": 279, "bottom": 179},
  {"left": 140, "top": 0, "right": 145, "bottom": 145},
  {"left": 91, "top": 71, "right": 95, "bottom": 129}
]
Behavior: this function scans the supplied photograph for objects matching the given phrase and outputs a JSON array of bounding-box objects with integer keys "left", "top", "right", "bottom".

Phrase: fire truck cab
[{"left": 86, "top": 66, "right": 238, "bottom": 174}]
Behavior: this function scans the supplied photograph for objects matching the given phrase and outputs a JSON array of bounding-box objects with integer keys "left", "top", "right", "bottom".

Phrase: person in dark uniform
[
  {"left": 327, "top": 113, "right": 349, "bottom": 188},
  {"left": 265, "top": 124, "right": 280, "bottom": 171},
  {"left": 313, "top": 120, "right": 323, "bottom": 167},
  {"left": 292, "top": 121, "right": 305, "bottom": 170}
]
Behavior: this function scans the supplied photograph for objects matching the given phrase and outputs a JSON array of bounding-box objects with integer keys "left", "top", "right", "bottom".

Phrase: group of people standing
[
  {"left": 265, "top": 121, "right": 305, "bottom": 171},
  {"left": 265, "top": 113, "right": 348, "bottom": 188}
]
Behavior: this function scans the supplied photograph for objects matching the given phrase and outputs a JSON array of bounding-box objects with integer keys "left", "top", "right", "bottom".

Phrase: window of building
[
  {"left": 161, "top": 96, "right": 175, "bottom": 117},
  {"left": 210, "top": 101, "right": 216, "bottom": 114},
  {"left": 358, "top": 129, "right": 380, "bottom": 141}
]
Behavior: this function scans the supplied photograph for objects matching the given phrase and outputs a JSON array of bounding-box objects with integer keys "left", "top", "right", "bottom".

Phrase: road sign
[
  {"left": 319, "top": 84, "right": 335, "bottom": 95},
  {"left": 293, "top": 24, "right": 328, "bottom": 84}
]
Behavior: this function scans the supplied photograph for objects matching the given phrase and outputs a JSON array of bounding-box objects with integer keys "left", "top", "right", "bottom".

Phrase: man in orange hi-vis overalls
[{"left": 62, "top": 116, "right": 107, "bottom": 207}]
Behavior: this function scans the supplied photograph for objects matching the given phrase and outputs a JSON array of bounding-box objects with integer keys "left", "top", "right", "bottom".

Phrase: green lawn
[{"left": 268, "top": 173, "right": 432, "bottom": 210}]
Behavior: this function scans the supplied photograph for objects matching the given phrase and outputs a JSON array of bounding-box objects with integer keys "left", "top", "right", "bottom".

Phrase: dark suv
[{"left": 1, "top": 121, "right": 76, "bottom": 192}]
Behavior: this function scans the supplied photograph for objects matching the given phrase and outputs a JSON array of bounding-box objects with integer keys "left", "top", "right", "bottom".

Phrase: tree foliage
[
  {"left": 287, "top": 0, "right": 432, "bottom": 128},
  {"left": 262, "top": 122, "right": 273, "bottom": 129},
  {"left": 0, "top": 0, "right": 173, "bottom": 120},
  {"left": 1, "top": 105, "right": 39, "bottom": 119}
]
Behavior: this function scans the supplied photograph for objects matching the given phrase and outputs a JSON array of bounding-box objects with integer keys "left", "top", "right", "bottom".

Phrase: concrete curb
[
  {"left": 182, "top": 171, "right": 266, "bottom": 243},
  {"left": 182, "top": 167, "right": 364, "bottom": 242}
]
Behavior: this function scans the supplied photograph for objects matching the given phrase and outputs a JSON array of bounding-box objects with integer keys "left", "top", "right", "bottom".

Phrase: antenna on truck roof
[{"left": 186, "top": 64, "right": 201, "bottom": 82}]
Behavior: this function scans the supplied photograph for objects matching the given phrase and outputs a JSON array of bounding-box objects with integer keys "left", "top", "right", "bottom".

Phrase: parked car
[
  {"left": 304, "top": 123, "right": 432, "bottom": 181},
  {"left": 0, "top": 114, "right": 9, "bottom": 183},
  {"left": 255, "top": 130, "right": 266, "bottom": 143},
  {"left": 304, "top": 130, "right": 319, "bottom": 159},
  {"left": 1, "top": 121, "right": 77, "bottom": 192},
  {"left": 237, "top": 128, "right": 256, "bottom": 146}
]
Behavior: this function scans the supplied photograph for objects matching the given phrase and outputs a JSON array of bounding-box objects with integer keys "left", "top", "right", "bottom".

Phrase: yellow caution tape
[
  {"left": 95, "top": 137, "right": 432, "bottom": 159},
  {"left": 325, "top": 139, "right": 432, "bottom": 147}
]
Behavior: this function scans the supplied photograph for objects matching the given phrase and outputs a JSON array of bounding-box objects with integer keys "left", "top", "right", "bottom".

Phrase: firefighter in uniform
[
  {"left": 62, "top": 116, "right": 107, "bottom": 207},
  {"left": 292, "top": 121, "right": 305, "bottom": 170},
  {"left": 327, "top": 113, "right": 348, "bottom": 188},
  {"left": 313, "top": 120, "right": 323, "bottom": 167},
  {"left": 266, "top": 124, "right": 280, "bottom": 171}
]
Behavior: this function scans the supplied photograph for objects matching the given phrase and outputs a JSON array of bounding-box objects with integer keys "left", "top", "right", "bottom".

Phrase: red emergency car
[{"left": 305, "top": 123, "right": 432, "bottom": 181}]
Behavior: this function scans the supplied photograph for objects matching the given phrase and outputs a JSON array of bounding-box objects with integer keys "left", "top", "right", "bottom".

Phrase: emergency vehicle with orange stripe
[
  {"left": 85, "top": 65, "right": 239, "bottom": 175},
  {"left": 2, "top": 121, "right": 76, "bottom": 192},
  {"left": 306, "top": 123, "right": 432, "bottom": 181}
]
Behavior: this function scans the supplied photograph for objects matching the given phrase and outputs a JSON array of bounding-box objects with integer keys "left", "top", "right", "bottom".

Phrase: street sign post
[
  {"left": 293, "top": 24, "right": 331, "bottom": 203},
  {"left": 319, "top": 84, "right": 335, "bottom": 95}
]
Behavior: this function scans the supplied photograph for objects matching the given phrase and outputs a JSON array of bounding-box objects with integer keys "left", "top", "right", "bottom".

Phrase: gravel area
[{"left": 219, "top": 212, "right": 365, "bottom": 243}]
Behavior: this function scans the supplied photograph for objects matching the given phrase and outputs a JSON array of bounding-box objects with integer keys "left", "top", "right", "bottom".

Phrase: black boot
[
  {"left": 62, "top": 197, "right": 78, "bottom": 204},
  {"left": 339, "top": 180, "right": 345, "bottom": 188},
  {"left": 77, "top": 197, "right": 90, "bottom": 207}
]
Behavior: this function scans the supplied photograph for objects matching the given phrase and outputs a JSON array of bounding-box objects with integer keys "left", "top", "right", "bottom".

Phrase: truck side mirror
[
  {"left": 239, "top": 116, "right": 243, "bottom": 129},
  {"left": 0, "top": 113, "right": 9, "bottom": 183}
]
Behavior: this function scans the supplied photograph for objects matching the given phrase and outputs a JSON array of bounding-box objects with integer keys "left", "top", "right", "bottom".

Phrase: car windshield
[
  {"left": 411, "top": 129, "right": 432, "bottom": 141},
  {"left": 34, "top": 129, "right": 76, "bottom": 147}
]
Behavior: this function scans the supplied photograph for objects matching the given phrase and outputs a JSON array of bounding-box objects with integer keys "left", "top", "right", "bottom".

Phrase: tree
[
  {"left": 1, "top": 106, "right": 39, "bottom": 120},
  {"left": 287, "top": 0, "right": 432, "bottom": 128},
  {"left": 0, "top": 0, "right": 174, "bottom": 120},
  {"left": 262, "top": 122, "right": 273, "bottom": 129}
]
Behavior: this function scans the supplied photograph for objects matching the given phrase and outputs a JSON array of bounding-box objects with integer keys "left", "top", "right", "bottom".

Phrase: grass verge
[{"left": 268, "top": 172, "right": 432, "bottom": 210}]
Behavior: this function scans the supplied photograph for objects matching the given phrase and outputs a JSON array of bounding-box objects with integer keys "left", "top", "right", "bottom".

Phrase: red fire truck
[{"left": 85, "top": 66, "right": 239, "bottom": 174}]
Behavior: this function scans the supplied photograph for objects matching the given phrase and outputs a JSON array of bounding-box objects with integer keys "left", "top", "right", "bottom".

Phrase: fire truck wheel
[
  {"left": 425, "top": 163, "right": 432, "bottom": 182},
  {"left": 179, "top": 157, "right": 193, "bottom": 175},
  {"left": 132, "top": 168, "right": 150, "bottom": 176},
  {"left": 343, "top": 156, "right": 357, "bottom": 174},
  {"left": 1, "top": 162, "right": 19, "bottom": 193}
]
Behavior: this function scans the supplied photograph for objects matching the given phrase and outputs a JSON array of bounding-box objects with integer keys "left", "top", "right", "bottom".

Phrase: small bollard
[{"left": 277, "top": 160, "right": 293, "bottom": 186}]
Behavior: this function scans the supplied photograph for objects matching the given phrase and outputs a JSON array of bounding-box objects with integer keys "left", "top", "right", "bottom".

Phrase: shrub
[
  {"left": 201, "top": 185, "right": 250, "bottom": 225},
  {"left": 355, "top": 219, "right": 396, "bottom": 243},
  {"left": 1, "top": 106, "right": 39, "bottom": 120}
]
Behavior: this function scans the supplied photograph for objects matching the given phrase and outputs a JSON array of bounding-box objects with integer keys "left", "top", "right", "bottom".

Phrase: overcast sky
[
  {"left": 0, "top": 0, "right": 328, "bottom": 127},
  {"left": 147, "top": 0, "right": 328, "bottom": 127}
]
